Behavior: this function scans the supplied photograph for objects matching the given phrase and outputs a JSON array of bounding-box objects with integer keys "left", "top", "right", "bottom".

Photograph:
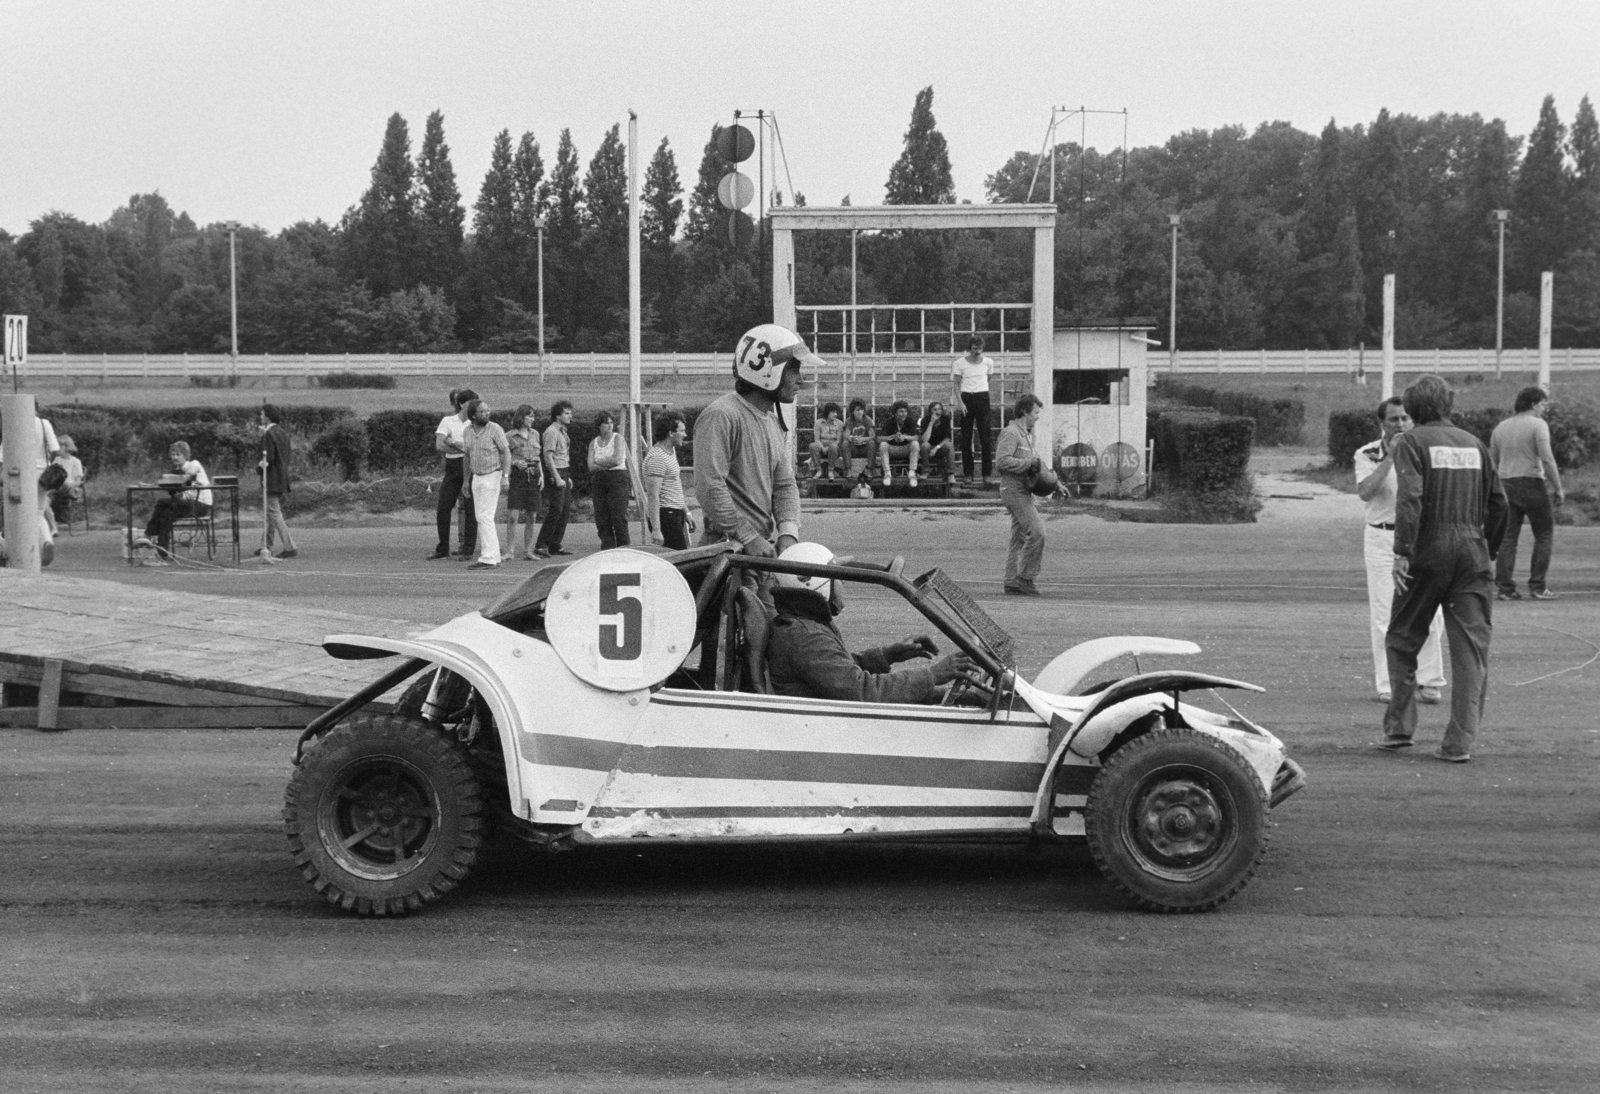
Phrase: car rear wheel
[
  {"left": 1084, "top": 727, "right": 1267, "bottom": 913},
  {"left": 284, "top": 713, "right": 484, "bottom": 916}
]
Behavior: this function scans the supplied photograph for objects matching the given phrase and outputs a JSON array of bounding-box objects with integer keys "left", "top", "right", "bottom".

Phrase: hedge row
[
  {"left": 1153, "top": 379, "right": 1305, "bottom": 446},
  {"left": 1149, "top": 409, "right": 1256, "bottom": 493},
  {"left": 1327, "top": 395, "right": 1600, "bottom": 470}
]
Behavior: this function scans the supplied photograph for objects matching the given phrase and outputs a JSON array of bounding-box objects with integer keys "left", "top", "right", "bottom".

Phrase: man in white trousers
[
  {"left": 462, "top": 399, "right": 511, "bottom": 570},
  {"left": 1355, "top": 397, "right": 1446, "bottom": 703}
]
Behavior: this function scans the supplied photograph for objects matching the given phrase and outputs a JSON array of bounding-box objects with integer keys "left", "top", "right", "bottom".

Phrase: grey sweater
[{"left": 692, "top": 392, "right": 801, "bottom": 546}]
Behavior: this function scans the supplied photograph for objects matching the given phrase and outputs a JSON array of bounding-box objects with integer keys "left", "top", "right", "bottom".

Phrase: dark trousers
[
  {"left": 591, "top": 470, "right": 632, "bottom": 550},
  {"left": 660, "top": 506, "right": 688, "bottom": 550},
  {"left": 1494, "top": 477, "right": 1555, "bottom": 595},
  {"left": 436, "top": 458, "right": 475, "bottom": 555},
  {"left": 959, "top": 391, "right": 993, "bottom": 479},
  {"left": 1384, "top": 530, "right": 1494, "bottom": 757},
  {"left": 535, "top": 479, "right": 572, "bottom": 552},
  {"left": 146, "top": 498, "right": 210, "bottom": 550}
]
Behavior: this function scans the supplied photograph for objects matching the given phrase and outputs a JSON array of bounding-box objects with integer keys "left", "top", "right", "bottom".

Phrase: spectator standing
[
  {"left": 48, "top": 435, "right": 85, "bottom": 530},
  {"left": 951, "top": 334, "right": 995, "bottom": 484},
  {"left": 588, "top": 410, "right": 632, "bottom": 550},
  {"left": 257, "top": 404, "right": 298, "bottom": 559},
  {"left": 694, "top": 323, "right": 817, "bottom": 557},
  {"left": 430, "top": 388, "right": 476, "bottom": 561},
  {"left": 1490, "top": 386, "right": 1564, "bottom": 601},
  {"left": 534, "top": 401, "right": 575, "bottom": 558},
  {"left": 462, "top": 399, "right": 510, "bottom": 570},
  {"left": 842, "top": 399, "right": 876, "bottom": 478},
  {"left": 644, "top": 411, "right": 691, "bottom": 549},
  {"left": 1377, "top": 375, "right": 1507, "bottom": 763},
  {"left": 504, "top": 404, "right": 542, "bottom": 561},
  {"left": 142, "top": 441, "right": 212, "bottom": 564},
  {"left": 996, "top": 394, "right": 1046, "bottom": 596},
  {"left": 878, "top": 400, "right": 920, "bottom": 487},
  {"left": 809, "top": 402, "right": 844, "bottom": 480},
  {"left": 918, "top": 401, "right": 954, "bottom": 482},
  {"left": 1354, "top": 397, "right": 1445, "bottom": 703}
]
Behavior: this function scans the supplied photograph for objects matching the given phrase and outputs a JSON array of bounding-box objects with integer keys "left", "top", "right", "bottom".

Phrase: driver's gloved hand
[
  {"left": 931, "top": 651, "right": 975, "bottom": 685},
  {"left": 886, "top": 634, "right": 939, "bottom": 663}
]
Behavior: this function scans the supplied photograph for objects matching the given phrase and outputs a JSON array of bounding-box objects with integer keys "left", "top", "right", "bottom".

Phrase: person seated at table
[
  {"left": 140, "top": 441, "right": 212, "bottom": 562},
  {"left": 766, "top": 541, "right": 974, "bottom": 704}
]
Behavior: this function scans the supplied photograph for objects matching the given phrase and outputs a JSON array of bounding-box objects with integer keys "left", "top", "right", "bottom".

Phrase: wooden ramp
[{"left": 0, "top": 569, "right": 422, "bottom": 730}]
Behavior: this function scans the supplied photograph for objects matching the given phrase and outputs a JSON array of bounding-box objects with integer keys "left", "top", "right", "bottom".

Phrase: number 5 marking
[{"left": 598, "top": 572, "right": 643, "bottom": 660}]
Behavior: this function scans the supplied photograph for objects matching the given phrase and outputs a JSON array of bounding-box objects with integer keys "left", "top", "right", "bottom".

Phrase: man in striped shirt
[
  {"left": 644, "top": 411, "right": 691, "bottom": 550},
  {"left": 1377, "top": 375, "right": 1507, "bottom": 763}
]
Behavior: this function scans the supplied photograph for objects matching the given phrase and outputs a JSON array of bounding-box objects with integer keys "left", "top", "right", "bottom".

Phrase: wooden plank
[
  {"left": 0, "top": 705, "right": 322, "bottom": 730},
  {"left": 0, "top": 660, "right": 302, "bottom": 707},
  {"left": 37, "top": 659, "right": 64, "bottom": 732}
]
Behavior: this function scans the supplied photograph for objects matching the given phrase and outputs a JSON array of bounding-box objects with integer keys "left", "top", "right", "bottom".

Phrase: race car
[{"left": 284, "top": 543, "right": 1305, "bottom": 916}]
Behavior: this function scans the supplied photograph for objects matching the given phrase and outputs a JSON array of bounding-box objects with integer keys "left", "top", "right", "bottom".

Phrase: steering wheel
[{"left": 940, "top": 670, "right": 995, "bottom": 708}]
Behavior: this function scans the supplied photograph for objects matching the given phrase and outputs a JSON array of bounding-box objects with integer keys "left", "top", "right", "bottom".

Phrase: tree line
[{"left": 2, "top": 88, "right": 1596, "bottom": 357}]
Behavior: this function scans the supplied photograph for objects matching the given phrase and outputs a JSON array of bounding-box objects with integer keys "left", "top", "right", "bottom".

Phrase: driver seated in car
[{"left": 766, "top": 542, "right": 975, "bottom": 703}]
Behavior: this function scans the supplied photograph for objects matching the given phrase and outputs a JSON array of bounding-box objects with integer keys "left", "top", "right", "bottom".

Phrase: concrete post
[
  {"left": 1032, "top": 223, "right": 1056, "bottom": 453},
  {"left": 1381, "top": 274, "right": 1395, "bottom": 399},
  {"left": 1539, "top": 271, "right": 1553, "bottom": 392},
  {"left": 1, "top": 394, "right": 45, "bottom": 573}
]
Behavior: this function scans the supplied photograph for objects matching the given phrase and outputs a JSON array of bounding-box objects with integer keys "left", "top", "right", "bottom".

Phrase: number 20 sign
[{"left": 545, "top": 550, "right": 697, "bottom": 691}]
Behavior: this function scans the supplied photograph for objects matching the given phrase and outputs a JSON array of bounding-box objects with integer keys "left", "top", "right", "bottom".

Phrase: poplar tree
[
  {"left": 472, "top": 129, "right": 519, "bottom": 299},
  {"left": 416, "top": 110, "right": 465, "bottom": 290},
  {"left": 343, "top": 112, "right": 419, "bottom": 295},
  {"left": 683, "top": 129, "right": 724, "bottom": 246},
  {"left": 581, "top": 124, "right": 628, "bottom": 341},
  {"left": 1568, "top": 95, "right": 1600, "bottom": 249},
  {"left": 1513, "top": 94, "right": 1569, "bottom": 291},
  {"left": 511, "top": 132, "right": 547, "bottom": 305},
  {"left": 546, "top": 129, "right": 584, "bottom": 345},
  {"left": 642, "top": 137, "right": 683, "bottom": 344},
  {"left": 885, "top": 86, "right": 955, "bottom": 204}
]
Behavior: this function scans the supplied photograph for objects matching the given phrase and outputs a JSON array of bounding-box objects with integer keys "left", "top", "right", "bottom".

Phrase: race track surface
[{"left": 5, "top": 510, "right": 1598, "bottom": 1092}]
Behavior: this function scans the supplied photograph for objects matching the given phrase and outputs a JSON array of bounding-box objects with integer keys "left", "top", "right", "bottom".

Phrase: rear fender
[
  {"left": 1031, "top": 637, "right": 1200, "bottom": 695},
  {"left": 1019, "top": 671, "right": 1265, "bottom": 831}
]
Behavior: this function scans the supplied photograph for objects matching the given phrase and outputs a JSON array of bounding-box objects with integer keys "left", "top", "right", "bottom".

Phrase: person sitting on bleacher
[
  {"left": 843, "top": 399, "right": 876, "bottom": 480},
  {"left": 809, "top": 402, "right": 845, "bottom": 480},
  {"left": 138, "top": 441, "right": 212, "bottom": 564},
  {"left": 918, "top": 402, "right": 955, "bottom": 483},
  {"left": 766, "top": 542, "right": 973, "bottom": 704},
  {"left": 878, "top": 400, "right": 921, "bottom": 488}
]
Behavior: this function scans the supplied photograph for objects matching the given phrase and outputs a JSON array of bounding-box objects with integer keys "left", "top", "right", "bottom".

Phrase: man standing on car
[
  {"left": 1490, "top": 386, "right": 1564, "bottom": 601},
  {"left": 1355, "top": 397, "right": 1444, "bottom": 703},
  {"left": 534, "top": 401, "right": 574, "bottom": 558},
  {"left": 694, "top": 324, "right": 818, "bottom": 558},
  {"left": 430, "top": 388, "right": 476, "bottom": 560},
  {"left": 996, "top": 394, "right": 1046, "bottom": 596},
  {"left": 1377, "top": 374, "right": 1507, "bottom": 763}
]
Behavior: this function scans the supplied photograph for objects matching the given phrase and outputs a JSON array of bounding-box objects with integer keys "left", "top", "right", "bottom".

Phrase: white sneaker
[{"left": 882, "top": 473, "right": 892, "bottom": 487}]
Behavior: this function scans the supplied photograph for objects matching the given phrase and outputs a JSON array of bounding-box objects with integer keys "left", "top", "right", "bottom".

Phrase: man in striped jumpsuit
[{"left": 1377, "top": 375, "right": 1507, "bottom": 763}]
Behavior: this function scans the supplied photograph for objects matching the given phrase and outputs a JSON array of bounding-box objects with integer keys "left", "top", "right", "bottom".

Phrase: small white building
[{"left": 1048, "top": 319, "right": 1154, "bottom": 497}]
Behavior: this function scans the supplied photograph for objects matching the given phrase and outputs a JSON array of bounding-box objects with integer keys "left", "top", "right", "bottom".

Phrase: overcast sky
[{"left": 3, "top": 0, "right": 1595, "bottom": 237}]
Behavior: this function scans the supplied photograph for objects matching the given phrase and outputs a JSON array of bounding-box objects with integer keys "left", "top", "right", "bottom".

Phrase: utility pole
[
  {"left": 1494, "top": 209, "right": 1509, "bottom": 379},
  {"left": 223, "top": 221, "right": 241, "bottom": 381},
  {"left": 534, "top": 216, "right": 546, "bottom": 382},
  {"left": 1167, "top": 214, "right": 1180, "bottom": 372}
]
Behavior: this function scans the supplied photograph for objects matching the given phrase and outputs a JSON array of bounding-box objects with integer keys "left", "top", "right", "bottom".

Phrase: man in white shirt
[
  {"left": 430, "top": 388, "right": 476, "bottom": 560},
  {"left": 950, "top": 334, "right": 994, "bottom": 484},
  {"left": 1355, "top": 397, "right": 1446, "bottom": 703}
]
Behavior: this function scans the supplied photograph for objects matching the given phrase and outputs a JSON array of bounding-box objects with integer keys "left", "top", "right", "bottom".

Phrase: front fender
[
  {"left": 1022, "top": 670, "right": 1265, "bottom": 831},
  {"left": 1031, "top": 637, "right": 1200, "bottom": 695}
]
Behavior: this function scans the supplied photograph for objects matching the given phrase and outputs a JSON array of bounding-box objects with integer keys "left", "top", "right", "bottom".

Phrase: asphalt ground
[{"left": 5, "top": 505, "right": 1599, "bottom": 1092}]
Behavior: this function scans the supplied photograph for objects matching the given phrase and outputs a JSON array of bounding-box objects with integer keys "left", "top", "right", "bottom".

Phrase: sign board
[
  {"left": 3, "top": 315, "right": 25, "bottom": 367},
  {"left": 717, "top": 171, "right": 755, "bottom": 211},
  {"left": 715, "top": 123, "right": 755, "bottom": 164},
  {"left": 544, "top": 549, "right": 697, "bottom": 691}
]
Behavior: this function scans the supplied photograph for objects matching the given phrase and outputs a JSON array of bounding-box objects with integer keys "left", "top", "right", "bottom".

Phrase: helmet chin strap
[{"left": 775, "top": 401, "right": 794, "bottom": 433}]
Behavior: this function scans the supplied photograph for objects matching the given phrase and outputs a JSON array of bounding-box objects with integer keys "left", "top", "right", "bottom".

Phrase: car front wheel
[
  {"left": 284, "top": 713, "right": 484, "bottom": 916},
  {"left": 1084, "top": 727, "right": 1268, "bottom": 913}
]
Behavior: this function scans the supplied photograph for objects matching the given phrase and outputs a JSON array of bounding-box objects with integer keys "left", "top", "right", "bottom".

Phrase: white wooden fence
[{"left": 10, "top": 345, "right": 1600, "bottom": 383}]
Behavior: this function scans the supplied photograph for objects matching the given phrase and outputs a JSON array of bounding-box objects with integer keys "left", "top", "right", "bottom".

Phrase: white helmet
[
  {"left": 734, "top": 324, "right": 824, "bottom": 392},
  {"left": 774, "top": 541, "right": 836, "bottom": 601}
]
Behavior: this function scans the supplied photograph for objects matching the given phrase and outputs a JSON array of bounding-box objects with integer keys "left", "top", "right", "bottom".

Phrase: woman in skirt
[{"left": 505, "top": 403, "right": 543, "bottom": 560}]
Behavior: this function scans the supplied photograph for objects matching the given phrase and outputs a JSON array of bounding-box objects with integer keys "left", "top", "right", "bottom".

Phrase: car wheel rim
[
  {"left": 1123, "top": 765, "right": 1237, "bottom": 882},
  {"left": 317, "top": 756, "right": 441, "bottom": 881}
]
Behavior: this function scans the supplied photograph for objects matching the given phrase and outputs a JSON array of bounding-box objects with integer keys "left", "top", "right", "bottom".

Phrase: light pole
[
  {"left": 223, "top": 221, "right": 241, "bottom": 379},
  {"left": 1167, "top": 214, "right": 1180, "bottom": 372},
  {"left": 534, "top": 215, "right": 547, "bottom": 372},
  {"left": 1493, "top": 209, "right": 1509, "bottom": 377}
]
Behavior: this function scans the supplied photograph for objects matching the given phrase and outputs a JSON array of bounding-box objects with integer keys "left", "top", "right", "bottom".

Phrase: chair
[{"left": 171, "top": 504, "right": 218, "bottom": 559}]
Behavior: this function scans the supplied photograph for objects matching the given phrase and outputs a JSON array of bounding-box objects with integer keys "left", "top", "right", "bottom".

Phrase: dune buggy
[{"left": 284, "top": 543, "right": 1304, "bottom": 915}]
